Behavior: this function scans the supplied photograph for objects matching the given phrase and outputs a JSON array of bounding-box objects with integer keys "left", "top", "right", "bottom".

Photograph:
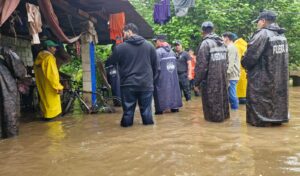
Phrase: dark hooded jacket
[
  {"left": 195, "top": 33, "right": 230, "bottom": 122},
  {"left": 241, "top": 23, "right": 289, "bottom": 126},
  {"left": 0, "top": 47, "right": 26, "bottom": 138},
  {"left": 109, "top": 35, "right": 158, "bottom": 91},
  {"left": 154, "top": 45, "right": 182, "bottom": 112}
]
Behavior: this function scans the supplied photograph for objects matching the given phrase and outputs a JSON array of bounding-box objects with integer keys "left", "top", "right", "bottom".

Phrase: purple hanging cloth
[{"left": 153, "top": 0, "right": 171, "bottom": 25}]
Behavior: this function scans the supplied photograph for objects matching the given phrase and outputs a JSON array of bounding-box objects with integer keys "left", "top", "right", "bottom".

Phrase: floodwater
[{"left": 0, "top": 88, "right": 300, "bottom": 176}]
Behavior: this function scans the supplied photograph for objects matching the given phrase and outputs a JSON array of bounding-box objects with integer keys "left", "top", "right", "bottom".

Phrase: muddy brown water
[{"left": 0, "top": 88, "right": 300, "bottom": 176}]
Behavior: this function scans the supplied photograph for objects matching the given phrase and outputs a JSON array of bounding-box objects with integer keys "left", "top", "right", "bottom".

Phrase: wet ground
[{"left": 0, "top": 87, "right": 300, "bottom": 176}]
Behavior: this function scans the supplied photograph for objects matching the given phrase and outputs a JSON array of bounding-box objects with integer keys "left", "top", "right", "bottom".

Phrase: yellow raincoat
[
  {"left": 34, "top": 51, "right": 64, "bottom": 118},
  {"left": 234, "top": 38, "right": 248, "bottom": 98}
]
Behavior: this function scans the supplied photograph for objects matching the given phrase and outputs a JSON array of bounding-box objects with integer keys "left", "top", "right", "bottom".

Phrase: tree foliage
[
  {"left": 60, "top": 45, "right": 112, "bottom": 85},
  {"left": 130, "top": 0, "right": 300, "bottom": 66}
]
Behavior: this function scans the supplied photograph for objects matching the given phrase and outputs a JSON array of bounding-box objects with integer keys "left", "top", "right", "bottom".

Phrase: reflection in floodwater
[
  {"left": 0, "top": 87, "right": 300, "bottom": 176},
  {"left": 46, "top": 121, "right": 66, "bottom": 155}
]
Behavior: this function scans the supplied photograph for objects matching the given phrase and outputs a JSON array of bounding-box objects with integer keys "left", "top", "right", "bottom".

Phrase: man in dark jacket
[
  {"left": 174, "top": 41, "right": 192, "bottom": 101},
  {"left": 195, "top": 21, "right": 230, "bottom": 122},
  {"left": 153, "top": 34, "right": 182, "bottom": 115},
  {"left": 109, "top": 23, "right": 158, "bottom": 127},
  {"left": 0, "top": 47, "right": 27, "bottom": 138},
  {"left": 242, "top": 11, "right": 289, "bottom": 127}
]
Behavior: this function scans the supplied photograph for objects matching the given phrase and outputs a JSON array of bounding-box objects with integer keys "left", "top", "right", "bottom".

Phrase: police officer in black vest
[{"left": 174, "top": 41, "right": 192, "bottom": 101}]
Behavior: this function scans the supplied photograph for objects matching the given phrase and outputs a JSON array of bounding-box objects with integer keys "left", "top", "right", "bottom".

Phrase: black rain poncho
[
  {"left": 195, "top": 33, "right": 230, "bottom": 122},
  {"left": 0, "top": 47, "right": 26, "bottom": 138},
  {"left": 242, "top": 23, "right": 289, "bottom": 126}
]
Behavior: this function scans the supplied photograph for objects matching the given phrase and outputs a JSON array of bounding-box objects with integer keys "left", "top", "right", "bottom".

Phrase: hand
[
  {"left": 194, "top": 86, "right": 200, "bottom": 93},
  {"left": 57, "top": 89, "right": 63, "bottom": 95}
]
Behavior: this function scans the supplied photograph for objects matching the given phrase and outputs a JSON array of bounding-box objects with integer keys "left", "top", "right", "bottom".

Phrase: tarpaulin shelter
[{"left": 0, "top": 0, "right": 154, "bottom": 44}]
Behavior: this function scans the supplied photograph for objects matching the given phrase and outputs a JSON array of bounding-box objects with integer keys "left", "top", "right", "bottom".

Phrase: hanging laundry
[
  {"left": 173, "top": 0, "right": 195, "bottom": 17},
  {"left": 109, "top": 12, "right": 125, "bottom": 44},
  {"left": 153, "top": 0, "right": 171, "bottom": 25},
  {"left": 26, "top": 3, "right": 42, "bottom": 44}
]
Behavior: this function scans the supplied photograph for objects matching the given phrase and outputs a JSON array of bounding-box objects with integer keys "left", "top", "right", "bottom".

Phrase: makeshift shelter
[{"left": 0, "top": 0, "right": 153, "bottom": 109}]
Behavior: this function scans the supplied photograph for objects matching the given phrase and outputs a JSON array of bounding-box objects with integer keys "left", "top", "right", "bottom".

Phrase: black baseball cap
[
  {"left": 173, "top": 40, "right": 182, "bottom": 46},
  {"left": 252, "top": 10, "right": 277, "bottom": 23},
  {"left": 152, "top": 34, "right": 167, "bottom": 42},
  {"left": 201, "top": 21, "right": 214, "bottom": 29}
]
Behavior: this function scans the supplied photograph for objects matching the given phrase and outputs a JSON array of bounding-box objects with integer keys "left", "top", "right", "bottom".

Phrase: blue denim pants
[
  {"left": 228, "top": 80, "right": 239, "bottom": 110},
  {"left": 120, "top": 87, "right": 154, "bottom": 127}
]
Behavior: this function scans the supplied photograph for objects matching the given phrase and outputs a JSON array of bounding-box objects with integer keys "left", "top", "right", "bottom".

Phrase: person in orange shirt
[{"left": 188, "top": 48, "right": 200, "bottom": 96}]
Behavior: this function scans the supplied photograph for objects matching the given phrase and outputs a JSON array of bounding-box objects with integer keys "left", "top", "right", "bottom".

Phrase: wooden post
[{"left": 81, "top": 35, "right": 97, "bottom": 106}]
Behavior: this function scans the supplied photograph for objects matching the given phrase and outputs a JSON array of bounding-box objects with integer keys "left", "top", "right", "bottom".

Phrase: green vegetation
[
  {"left": 60, "top": 45, "right": 113, "bottom": 86},
  {"left": 95, "top": 44, "right": 113, "bottom": 62},
  {"left": 59, "top": 55, "right": 82, "bottom": 82},
  {"left": 130, "top": 0, "right": 300, "bottom": 67}
]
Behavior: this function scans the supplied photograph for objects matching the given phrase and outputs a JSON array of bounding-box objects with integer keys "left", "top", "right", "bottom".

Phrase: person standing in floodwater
[
  {"left": 188, "top": 48, "right": 200, "bottom": 97},
  {"left": 174, "top": 40, "right": 192, "bottom": 101},
  {"left": 242, "top": 10, "right": 289, "bottom": 127},
  {"left": 222, "top": 32, "right": 240, "bottom": 110},
  {"left": 152, "top": 34, "right": 182, "bottom": 115},
  {"left": 195, "top": 21, "right": 230, "bottom": 122},
  {"left": 109, "top": 23, "right": 158, "bottom": 127},
  {"left": 34, "top": 40, "right": 64, "bottom": 121}
]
